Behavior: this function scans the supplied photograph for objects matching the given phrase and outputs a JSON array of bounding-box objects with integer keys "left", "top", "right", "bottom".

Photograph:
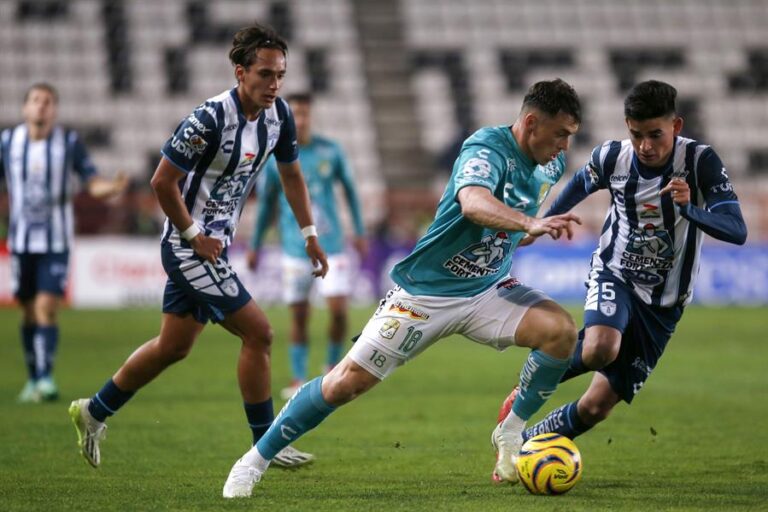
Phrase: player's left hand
[
  {"left": 305, "top": 237, "right": 329, "bottom": 278},
  {"left": 660, "top": 178, "right": 690, "bottom": 206}
]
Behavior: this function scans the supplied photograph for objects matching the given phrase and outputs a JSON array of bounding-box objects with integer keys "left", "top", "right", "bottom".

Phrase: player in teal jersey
[
  {"left": 223, "top": 79, "right": 583, "bottom": 497},
  {"left": 248, "top": 93, "right": 366, "bottom": 400}
]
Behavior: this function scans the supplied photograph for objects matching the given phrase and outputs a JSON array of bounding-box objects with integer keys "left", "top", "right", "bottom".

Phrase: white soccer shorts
[
  {"left": 281, "top": 253, "right": 353, "bottom": 305},
  {"left": 347, "top": 277, "right": 551, "bottom": 380}
]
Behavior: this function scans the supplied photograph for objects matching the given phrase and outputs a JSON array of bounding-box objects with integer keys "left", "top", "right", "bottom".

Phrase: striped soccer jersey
[
  {"left": 585, "top": 137, "right": 739, "bottom": 307},
  {"left": 160, "top": 88, "right": 298, "bottom": 248},
  {"left": 0, "top": 125, "right": 96, "bottom": 253}
]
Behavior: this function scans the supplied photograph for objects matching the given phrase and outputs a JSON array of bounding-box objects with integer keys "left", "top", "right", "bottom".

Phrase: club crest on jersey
[
  {"left": 537, "top": 183, "right": 551, "bottom": 205},
  {"left": 379, "top": 318, "right": 401, "bottom": 339},
  {"left": 388, "top": 301, "right": 430, "bottom": 321},
  {"left": 599, "top": 300, "right": 617, "bottom": 317},
  {"left": 220, "top": 278, "right": 239, "bottom": 298},
  {"left": 586, "top": 162, "right": 600, "bottom": 185},
  {"left": 189, "top": 134, "right": 208, "bottom": 154},
  {"left": 444, "top": 232, "right": 511, "bottom": 278}
]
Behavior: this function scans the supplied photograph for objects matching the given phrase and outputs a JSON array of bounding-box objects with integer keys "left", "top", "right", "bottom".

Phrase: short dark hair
[
  {"left": 229, "top": 22, "right": 288, "bottom": 68},
  {"left": 624, "top": 80, "right": 677, "bottom": 120},
  {"left": 24, "top": 82, "right": 58, "bottom": 104},
  {"left": 286, "top": 92, "right": 312, "bottom": 105},
  {"left": 521, "top": 78, "right": 581, "bottom": 123}
]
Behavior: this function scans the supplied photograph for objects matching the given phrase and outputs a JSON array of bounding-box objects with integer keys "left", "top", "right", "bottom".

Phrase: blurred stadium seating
[{"left": 1, "top": 0, "right": 766, "bottom": 241}]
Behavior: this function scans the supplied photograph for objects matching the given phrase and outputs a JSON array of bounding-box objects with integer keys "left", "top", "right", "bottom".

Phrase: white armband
[
  {"left": 180, "top": 223, "right": 201, "bottom": 241},
  {"left": 301, "top": 225, "right": 318, "bottom": 240}
]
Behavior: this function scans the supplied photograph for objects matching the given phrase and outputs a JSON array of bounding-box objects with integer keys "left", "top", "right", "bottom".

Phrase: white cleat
[
  {"left": 69, "top": 399, "right": 107, "bottom": 468},
  {"left": 279, "top": 380, "right": 305, "bottom": 401},
  {"left": 223, "top": 458, "right": 263, "bottom": 498},
  {"left": 491, "top": 423, "right": 522, "bottom": 485},
  {"left": 272, "top": 445, "right": 315, "bottom": 468}
]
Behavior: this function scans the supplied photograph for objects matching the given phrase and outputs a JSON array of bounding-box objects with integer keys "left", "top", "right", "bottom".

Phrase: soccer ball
[{"left": 515, "top": 433, "right": 582, "bottom": 495}]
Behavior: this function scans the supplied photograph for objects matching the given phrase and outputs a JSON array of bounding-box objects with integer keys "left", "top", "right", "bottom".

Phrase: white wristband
[
  {"left": 301, "top": 225, "right": 318, "bottom": 240},
  {"left": 180, "top": 223, "right": 201, "bottom": 241}
]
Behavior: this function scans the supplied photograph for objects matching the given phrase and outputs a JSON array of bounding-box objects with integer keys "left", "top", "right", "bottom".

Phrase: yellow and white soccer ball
[{"left": 515, "top": 433, "right": 582, "bottom": 495}]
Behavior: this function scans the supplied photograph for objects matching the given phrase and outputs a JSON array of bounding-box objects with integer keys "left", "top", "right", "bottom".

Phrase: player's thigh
[
  {"left": 36, "top": 252, "right": 69, "bottom": 297},
  {"left": 348, "top": 288, "right": 458, "bottom": 379},
  {"left": 219, "top": 299, "right": 272, "bottom": 348},
  {"left": 282, "top": 254, "right": 315, "bottom": 305},
  {"left": 157, "top": 312, "right": 207, "bottom": 354},
  {"left": 318, "top": 253, "right": 353, "bottom": 299},
  {"left": 10, "top": 253, "right": 37, "bottom": 302},
  {"left": 462, "top": 278, "right": 558, "bottom": 351}
]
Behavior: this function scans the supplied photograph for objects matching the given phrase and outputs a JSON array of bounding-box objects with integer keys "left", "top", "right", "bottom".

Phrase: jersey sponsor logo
[
  {"left": 586, "top": 162, "right": 600, "bottom": 184},
  {"left": 620, "top": 224, "right": 674, "bottom": 282},
  {"left": 170, "top": 135, "right": 200, "bottom": 160},
  {"left": 223, "top": 124, "right": 237, "bottom": 132},
  {"left": 238, "top": 152, "right": 256, "bottom": 168},
  {"left": 443, "top": 232, "right": 511, "bottom": 278},
  {"left": 639, "top": 203, "right": 660, "bottom": 219},
  {"left": 264, "top": 117, "right": 283, "bottom": 128},
  {"left": 203, "top": 167, "right": 252, "bottom": 217},
  {"left": 186, "top": 113, "right": 212, "bottom": 134},
  {"left": 496, "top": 277, "right": 521, "bottom": 290},
  {"left": 609, "top": 173, "right": 629, "bottom": 183},
  {"left": 670, "top": 169, "right": 689, "bottom": 180},
  {"left": 388, "top": 301, "right": 430, "bottom": 321},
  {"left": 711, "top": 182, "right": 733, "bottom": 194},
  {"left": 379, "top": 318, "right": 401, "bottom": 339},
  {"left": 459, "top": 157, "right": 492, "bottom": 180},
  {"left": 599, "top": 300, "right": 617, "bottom": 317},
  {"left": 539, "top": 159, "right": 560, "bottom": 179}
]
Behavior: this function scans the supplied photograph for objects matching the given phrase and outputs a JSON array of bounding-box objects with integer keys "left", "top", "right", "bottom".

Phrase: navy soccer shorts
[
  {"left": 583, "top": 272, "right": 684, "bottom": 403},
  {"left": 10, "top": 252, "right": 69, "bottom": 300},
  {"left": 161, "top": 243, "right": 251, "bottom": 324}
]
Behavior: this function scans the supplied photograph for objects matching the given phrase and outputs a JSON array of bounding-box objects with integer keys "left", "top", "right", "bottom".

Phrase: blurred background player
[
  {"left": 0, "top": 83, "right": 127, "bottom": 403},
  {"left": 68, "top": 23, "right": 327, "bottom": 470},
  {"left": 500, "top": 80, "right": 747, "bottom": 444},
  {"left": 222, "top": 79, "right": 583, "bottom": 498},
  {"left": 248, "top": 92, "right": 367, "bottom": 400}
]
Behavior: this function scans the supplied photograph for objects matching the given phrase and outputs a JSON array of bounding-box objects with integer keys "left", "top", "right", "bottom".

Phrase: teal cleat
[
  {"left": 36, "top": 376, "right": 59, "bottom": 401},
  {"left": 17, "top": 380, "right": 41, "bottom": 403}
]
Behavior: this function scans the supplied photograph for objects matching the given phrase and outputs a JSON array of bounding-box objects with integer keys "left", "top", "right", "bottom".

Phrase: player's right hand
[
  {"left": 190, "top": 234, "right": 223, "bottom": 263},
  {"left": 525, "top": 213, "right": 582, "bottom": 241},
  {"left": 305, "top": 237, "right": 329, "bottom": 278},
  {"left": 246, "top": 250, "right": 260, "bottom": 271}
]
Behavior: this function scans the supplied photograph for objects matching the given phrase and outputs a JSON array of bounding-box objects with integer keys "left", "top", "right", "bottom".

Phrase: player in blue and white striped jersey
[
  {"left": 506, "top": 80, "right": 747, "bottom": 444},
  {"left": 1, "top": 83, "right": 127, "bottom": 403},
  {"left": 69, "top": 24, "right": 328, "bottom": 473}
]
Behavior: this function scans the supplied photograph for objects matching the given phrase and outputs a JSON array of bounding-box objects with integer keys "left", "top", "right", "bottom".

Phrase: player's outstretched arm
[
  {"left": 458, "top": 186, "right": 581, "bottom": 240},
  {"left": 87, "top": 172, "right": 129, "bottom": 199},
  {"left": 150, "top": 157, "right": 222, "bottom": 263}
]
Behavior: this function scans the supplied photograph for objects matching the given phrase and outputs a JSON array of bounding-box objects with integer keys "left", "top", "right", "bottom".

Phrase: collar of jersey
[
  {"left": 230, "top": 87, "right": 264, "bottom": 123},
  {"left": 503, "top": 126, "right": 536, "bottom": 174}
]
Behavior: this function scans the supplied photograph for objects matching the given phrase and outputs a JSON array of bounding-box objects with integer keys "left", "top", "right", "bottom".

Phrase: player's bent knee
[
  {"left": 322, "top": 361, "right": 379, "bottom": 406},
  {"left": 582, "top": 336, "right": 620, "bottom": 369},
  {"left": 540, "top": 314, "right": 578, "bottom": 358}
]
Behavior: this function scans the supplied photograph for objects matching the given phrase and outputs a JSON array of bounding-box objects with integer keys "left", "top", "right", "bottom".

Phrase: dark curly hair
[{"left": 229, "top": 22, "right": 288, "bottom": 68}]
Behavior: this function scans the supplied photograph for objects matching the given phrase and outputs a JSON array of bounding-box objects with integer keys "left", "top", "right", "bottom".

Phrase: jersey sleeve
[
  {"left": 452, "top": 143, "right": 506, "bottom": 196},
  {"left": 583, "top": 143, "right": 609, "bottom": 190},
  {"left": 71, "top": 133, "right": 98, "bottom": 182},
  {"left": 334, "top": 144, "right": 365, "bottom": 236},
  {"left": 272, "top": 99, "right": 299, "bottom": 164},
  {"left": 676, "top": 147, "right": 748, "bottom": 245},
  {"left": 160, "top": 103, "right": 219, "bottom": 173}
]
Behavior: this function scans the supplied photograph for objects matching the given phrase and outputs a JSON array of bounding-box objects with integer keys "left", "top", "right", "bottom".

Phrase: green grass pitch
[{"left": 0, "top": 306, "right": 766, "bottom": 511}]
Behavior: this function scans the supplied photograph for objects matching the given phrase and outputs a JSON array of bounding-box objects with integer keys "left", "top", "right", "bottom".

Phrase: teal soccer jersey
[
  {"left": 253, "top": 135, "right": 364, "bottom": 258},
  {"left": 391, "top": 126, "right": 567, "bottom": 297}
]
